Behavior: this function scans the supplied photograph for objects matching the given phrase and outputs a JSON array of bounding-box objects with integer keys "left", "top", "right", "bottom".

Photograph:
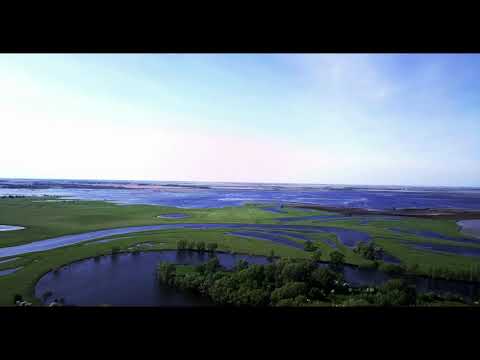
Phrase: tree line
[{"left": 157, "top": 256, "right": 432, "bottom": 306}]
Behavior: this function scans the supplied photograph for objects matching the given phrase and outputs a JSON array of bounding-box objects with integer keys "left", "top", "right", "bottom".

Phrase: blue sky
[{"left": 0, "top": 54, "right": 478, "bottom": 186}]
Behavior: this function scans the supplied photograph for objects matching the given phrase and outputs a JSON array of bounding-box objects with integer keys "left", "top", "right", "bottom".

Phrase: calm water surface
[
  {"left": 35, "top": 251, "right": 269, "bottom": 306},
  {"left": 35, "top": 251, "right": 480, "bottom": 305}
]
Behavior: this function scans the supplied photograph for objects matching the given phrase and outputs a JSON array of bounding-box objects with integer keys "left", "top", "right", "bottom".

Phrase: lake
[
  {"left": 35, "top": 251, "right": 480, "bottom": 306},
  {"left": 2, "top": 179, "right": 480, "bottom": 210}
]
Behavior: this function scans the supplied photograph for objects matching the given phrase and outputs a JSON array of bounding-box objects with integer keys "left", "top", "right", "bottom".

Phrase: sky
[{"left": 0, "top": 54, "right": 479, "bottom": 187}]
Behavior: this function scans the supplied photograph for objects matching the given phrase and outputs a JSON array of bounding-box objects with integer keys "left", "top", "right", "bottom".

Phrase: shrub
[
  {"left": 196, "top": 241, "right": 206, "bottom": 252},
  {"left": 188, "top": 240, "right": 196, "bottom": 250},
  {"left": 329, "top": 251, "right": 345, "bottom": 267},
  {"left": 304, "top": 240, "right": 317, "bottom": 252},
  {"left": 342, "top": 297, "right": 371, "bottom": 306},
  {"left": 378, "top": 262, "right": 405, "bottom": 275},
  {"left": 312, "top": 249, "right": 322, "bottom": 262},
  {"left": 358, "top": 261, "right": 378, "bottom": 270},
  {"left": 417, "top": 291, "right": 440, "bottom": 304},
  {"left": 375, "top": 279, "right": 416, "bottom": 306},
  {"left": 353, "top": 241, "right": 384, "bottom": 261},
  {"left": 157, "top": 262, "right": 176, "bottom": 285},
  {"left": 406, "top": 263, "right": 419, "bottom": 274},
  {"left": 13, "top": 294, "right": 23, "bottom": 304},
  {"left": 271, "top": 282, "right": 308, "bottom": 304},
  {"left": 268, "top": 249, "right": 275, "bottom": 261},
  {"left": 177, "top": 239, "right": 187, "bottom": 250},
  {"left": 235, "top": 259, "right": 249, "bottom": 271},
  {"left": 279, "top": 262, "right": 314, "bottom": 283},
  {"left": 207, "top": 242, "right": 218, "bottom": 252},
  {"left": 310, "top": 267, "right": 341, "bottom": 290},
  {"left": 204, "top": 256, "right": 221, "bottom": 273}
]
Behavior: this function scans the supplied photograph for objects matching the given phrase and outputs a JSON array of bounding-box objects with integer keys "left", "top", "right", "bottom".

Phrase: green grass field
[{"left": 0, "top": 197, "right": 479, "bottom": 305}]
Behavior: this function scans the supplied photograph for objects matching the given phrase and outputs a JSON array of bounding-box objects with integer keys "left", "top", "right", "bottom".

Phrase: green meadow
[{"left": 0, "top": 197, "right": 479, "bottom": 305}]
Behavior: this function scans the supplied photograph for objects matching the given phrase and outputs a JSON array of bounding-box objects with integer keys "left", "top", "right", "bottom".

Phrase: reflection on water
[
  {"left": 35, "top": 251, "right": 269, "bottom": 306},
  {"left": 35, "top": 251, "right": 480, "bottom": 306}
]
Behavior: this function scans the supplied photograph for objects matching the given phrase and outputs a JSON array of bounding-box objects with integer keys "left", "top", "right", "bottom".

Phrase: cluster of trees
[
  {"left": 158, "top": 257, "right": 347, "bottom": 306},
  {"left": 312, "top": 248, "right": 345, "bottom": 267},
  {"left": 359, "top": 259, "right": 480, "bottom": 283},
  {"left": 304, "top": 240, "right": 317, "bottom": 252},
  {"left": 416, "top": 291, "right": 464, "bottom": 305},
  {"left": 352, "top": 279, "right": 417, "bottom": 306},
  {"left": 157, "top": 254, "right": 424, "bottom": 306},
  {"left": 418, "top": 265, "right": 480, "bottom": 282},
  {"left": 329, "top": 251, "right": 345, "bottom": 267},
  {"left": 359, "top": 260, "right": 412, "bottom": 276},
  {"left": 177, "top": 240, "right": 218, "bottom": 252},
  {"left": 353, "top": 241, "right": 384, "bottom": 261},
  {"left": 377, "top": 262, "right": 406, "bottom": 275}
]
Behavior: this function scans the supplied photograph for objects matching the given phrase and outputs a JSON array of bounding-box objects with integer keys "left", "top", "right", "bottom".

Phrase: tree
[
  {"left": 279, "top": 261, "right": 313, "bottom": 283},
  {"left": 354, "top": 241, "right": 381, "bottom": 260},
  {"left": 375, "top": 279, "right": 416, "bottom": 306},
  {"left": 203, "top": 256, "right": 221, "bottom": 273},
  {"left": 235, "top": 259, "right": 249, "bottom": 271},
  {"left": 268, "top": 249, "right": 275, "bottom": 261},
  {"left": 312, "top": 249, "right": 322, "bottom": 262},
  {"left": 310, "top": 267, "right": 340, "bottom": 290},
  {"left": 157, "top": 262, "right": 176, "bottom": 285},
  {"left": 329, "top": 251, "right": 345, "bottom": 267},
  {"left": 188, "top": 240, "right": 196, "bottom": 250},
  {"left": 13, "top": 294, "right": 23, "bottom": 304},
  {"left": 378, "top": 262, "right": 405, "bottom": 275},
  {"left": 271, "top": 282, "right": 307, "bottom": 304},
  {"left": 304, "top": 240, "right": 316, "bottom": 252},
  {"left": 177, "top": 239, "right": 187, "bottom": 250},
  {"left": 196, "top": 241, "right": 206, "bottom": 252},
  {"left": 207, "top": 242, "right": 218, "bottom": 252}
]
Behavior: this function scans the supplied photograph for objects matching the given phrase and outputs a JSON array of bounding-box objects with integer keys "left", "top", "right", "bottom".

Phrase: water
[
  {"left": 157, "top": 214, "right": 189, "bottom": 219},
  {"left": 390, "top": 228, "right": 480, "bottom": 245},
  {"left": 278, "top": 215, "right": 404, "bottom": 223},
  {"left": 0, "top": 257, "right": 19, "bottom": 264},
  {"left": 0, "top": 267, "right": 22, "bottom": 276},
  {"left": 400, "top": 241, "right": 480, "bottom": 257},
  {"left": 261, "top": 207, "right": 288, "bottom": 214},
  {"left": 35, "top": 251, "right": 480, "bottom": 305},
  {"left": 35, "top": 251, "right": 269, "bottom": 306},
  {"left": 2, "top": 179, "right": 480, "bottom": 210},
  {"left": 0, "top": 223, "right": 371, "bottom": 259},
  {"left": 0, "top": 225, "right": 25, "bottom": 232},
  {"left": 458, "top": 220, "right": 480, "bottom": 239}
]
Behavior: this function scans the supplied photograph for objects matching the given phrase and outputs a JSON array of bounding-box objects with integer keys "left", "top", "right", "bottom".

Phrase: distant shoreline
[
  {"left": 1, "top": 178, "right": 479, "bottom": 191},
  {"left": 288, "top": 203, "right": 480, "bottom": 220}
]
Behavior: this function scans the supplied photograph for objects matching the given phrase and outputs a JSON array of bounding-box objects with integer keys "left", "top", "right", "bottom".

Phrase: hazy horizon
[
  {"left": 1, "top": 54, "right": 479, "bottom": 187},
  {"left": 2, "top": 176, "right": 479, "bottom": 189}
]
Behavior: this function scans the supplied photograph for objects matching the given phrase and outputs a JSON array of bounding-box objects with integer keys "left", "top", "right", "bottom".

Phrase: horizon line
[{"left": 1, "top": 176, "right": 479, "bottom": 189}]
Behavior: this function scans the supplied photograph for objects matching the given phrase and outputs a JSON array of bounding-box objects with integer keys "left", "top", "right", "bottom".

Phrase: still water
[{"left": 35, "top": 251, "right": 480, "bottom": 306}]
